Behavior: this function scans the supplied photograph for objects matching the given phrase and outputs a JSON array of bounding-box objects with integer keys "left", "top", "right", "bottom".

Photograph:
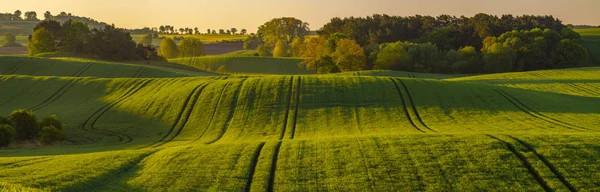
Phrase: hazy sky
[{"left": 3, "top": 0, "right": 599, "bottom": 32}]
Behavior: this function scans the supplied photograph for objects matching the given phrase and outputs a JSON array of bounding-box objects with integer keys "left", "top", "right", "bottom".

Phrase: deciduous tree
[
  {"left": 257, "top": 17, "right": 309, "bottom": 45},
  {"left": 272, "top": 40, "right": 288, "bottom": 57},
  {"left": 178, "top": 37, "right": 205, "bottom": 57},
  {"left": 27, "top": 28, "right": 56, "bottom": 56},
  {"left": 158, "top": 38, "right": 178, "bottom": 59}
]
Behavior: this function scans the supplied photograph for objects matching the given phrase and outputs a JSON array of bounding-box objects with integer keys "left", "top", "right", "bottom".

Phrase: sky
[{"left": 2, "top": 0, "right": 599, "bottom": 32}]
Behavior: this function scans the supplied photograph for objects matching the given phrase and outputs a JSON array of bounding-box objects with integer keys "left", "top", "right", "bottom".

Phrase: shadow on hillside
[{"left": 296, "top": 77, "right": 599, "bottom": 115}]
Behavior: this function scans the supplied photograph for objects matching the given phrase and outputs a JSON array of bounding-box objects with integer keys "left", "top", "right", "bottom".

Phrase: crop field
[
  {"left": 0, "top": 52, "right": 600, "bottom": 190},
  {"left": 131, "top": 34, "right": 248, "bottom": 46},
  {"left": 575, "top": 28, "right": 600, "bottom": 65}
]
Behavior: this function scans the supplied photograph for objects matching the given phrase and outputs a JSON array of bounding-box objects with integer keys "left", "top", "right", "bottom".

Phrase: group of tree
[
  {"left": 158, "top": 37, "right": 205, "bottom": 59},
  {"left": 369, "top": 28, "right": 587, "bottom": 73},
  {"left": 253, "top": 15, "right": 588, "bottom": 74},
  {"left": 157, "top": 25, "right": 247, "bottom": 35},
  {"left": 0, "top": 10, "right": 107, "bottom": 29},
  {"left": 0, "top": 110, "right": 66, "bottom": 147},
  {"left": 28, "top": 20, "right": 162, "bottom": 61},
  {"left": 0, "top": 10, "right": 39, "bottom": 21},
  {"left": 2, "top": 33, "right": 22, "bottom": 47},
  {"left": 318, "top": 14, "right": 566, "bottom": 51}
]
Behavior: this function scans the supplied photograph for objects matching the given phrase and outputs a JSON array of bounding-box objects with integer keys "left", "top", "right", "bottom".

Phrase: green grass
[
  {"left": 0, "top": 56, "right": 599, "bottom": 190},
  {"left": 170, "top": 56, "right": 311, "bottom": 75}
]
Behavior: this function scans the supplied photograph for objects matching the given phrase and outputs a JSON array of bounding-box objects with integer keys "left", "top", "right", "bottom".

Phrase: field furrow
[
  {"left": 26, "top": 63, "right": 93, "bottom": 111},
  {"left": 496, "top": 89, "right": 591, "bottom": 132},
  {"left": 290, "top": 76, "right": 301, "bottom": 139},
  {"left": 205, "top": 79, "right": 246, "bottom": 144},
  {"left": 191, "top": 82, "right": 231, "bottom": 144},
  {"left": 279, "top": 76, "right": 294, "bottom": 140},
  {"left": 390, "top": 78, "right": 425, "bottom": 133},
  {"left": 485, "top": 134, "right": 552, "bottom": 191},
  {"left": 82, "top": 80, "right": 151, "bottom": 144},
  {"left": 245, "top": 142, "right": 266, "bottom": 192},
  {"left": 506, "top": 135, "right": 577, "bottom": 192},
  {"left": 28, "top": 79, "right": 81, "bottom": 111},
  {"left": 397, "top": 79, "right": 437, "bottom": 133},
  {"left": 147, "top": 82, "right": 208, "bottom": 148}
]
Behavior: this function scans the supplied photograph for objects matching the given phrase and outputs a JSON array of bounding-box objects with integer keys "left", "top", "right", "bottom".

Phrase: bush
[
  {"left": 158, "top": 38, "right": 178, "bottom": 59},
  {"left": 40, "top": 115, "right": 63, "bottom": 131},
  {"left": 39, "top": 126, "right": 66, "bottom": 145},
  {"left": 256, "top": 44, "right": 272, "bottom": 57},
  {"left": 9, "top": 110, "right": 40, "bottom": 141},
  {"left": 0, "top": 124, "right": 16, "bottom": 147},
  {"left": 0, "top": 116, "right": 10, "bottom": 125},
  {"left": 178, "top": 38, "right": 205, "bottom": 58},
  {"left": 272, "top": 40, "right": 289, "bottom": 57},
  {"left": 243, "top": 41, "right": 252, "bottom": 50}
]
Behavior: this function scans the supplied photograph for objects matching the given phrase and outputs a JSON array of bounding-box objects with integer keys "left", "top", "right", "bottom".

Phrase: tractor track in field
[
  {"left": 132, "top": 68, "right": 147, "bottom": 78},
  {"left": 245, "top": 142, "right": 266, "bottom": 192},
  {"left": 81, "top": 80, "right": 151, "bottom": 144},
  {"left": 567, "top": 83, "right": 598, "bottom": 96},
  {"left": 29, "top": 63, "right": 93, "bottom": 111},
  {"left": 408, "top": 72, "right": 415, "bottom": 78},
  {"left": 192, "top": 82, "right": 231, "bottom": 144},
  {"left": 0, "top": 157, "right": 52, "bottom": 168},
  {"left": 267, "top": 141, "right": 282, "bottom": 192},
  {"left": 290, "top": 76, "right": 302, "bottom": 139},
  {"left": 279, "top": 76, "right": 294, "bottom": 140},
  {"left": 63, "top": 150, "right": 159, "bottom": 191},
  {"left": 391, "top": 78, "right": 425, "bottom": 133},
  {"left": 506, "top": 135, "right": 577, "bottom": 192},
  {"left": 143, "top": 83, "right": 208, "bottom": 148},
  {"left": 397, "top": 79, "right": 437, "bottom": 133},
  {"left": 160, "top": 84, "right": 209, "bottom": 145},
  {"left": 486, "top": 134, "right": 552, "bottom": 192},
  {"left": 355, "top": 138, "right": 376, "bottom": 191},
  {"left": 206, "top": 79, "right": 247, "bottom": 144},
  {"left": 494, "top": 89, "right": 591, "bottom": 132},
  {"left": 5, "top": 62, "right": 27, "bottom": 74}
]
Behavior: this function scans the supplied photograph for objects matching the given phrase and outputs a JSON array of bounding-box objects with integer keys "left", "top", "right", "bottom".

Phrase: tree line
[
  {"left": 28, "top": 20, "right": 161, "bottom": 61},
  {"left": 1, "top": 10, "right": 107, "bottom": 29},
  {"left": 253, "top": 15, "right": 589, "bottom": 74},
  {"left": 154, "top": 26, "right": 248, "bottom": 35},
  {"left": 0, "top": 110, "right": 66, "bottom": 147}
]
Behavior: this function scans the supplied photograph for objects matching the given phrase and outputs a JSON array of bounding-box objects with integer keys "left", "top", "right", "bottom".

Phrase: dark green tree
[{"left": 9, "top": 110, "right": 40, "bottom": 141}]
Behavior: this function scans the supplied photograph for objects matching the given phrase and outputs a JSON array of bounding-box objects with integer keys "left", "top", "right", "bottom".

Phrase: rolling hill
[{"left": 0, "top": 54, "right": 599, "bottom": 191}]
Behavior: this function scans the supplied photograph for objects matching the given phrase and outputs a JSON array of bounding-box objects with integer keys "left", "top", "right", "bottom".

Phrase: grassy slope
[
  {"left": 0, "top": 58, "right": 599, "bottom": 190},
  {"left": 170, "top": 56, "right": 310, "bottom": 75},
  {"left": 0, "top": 56, "right": 217, "bottom": 78}
]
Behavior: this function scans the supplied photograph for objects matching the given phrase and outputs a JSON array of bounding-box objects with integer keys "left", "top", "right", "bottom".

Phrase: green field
[
  {"left": 0, "top": 53, "right": 599, "bottom": 191},
  {"left": 131, "top": 34, "right": 248, "bottom": 46}
]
